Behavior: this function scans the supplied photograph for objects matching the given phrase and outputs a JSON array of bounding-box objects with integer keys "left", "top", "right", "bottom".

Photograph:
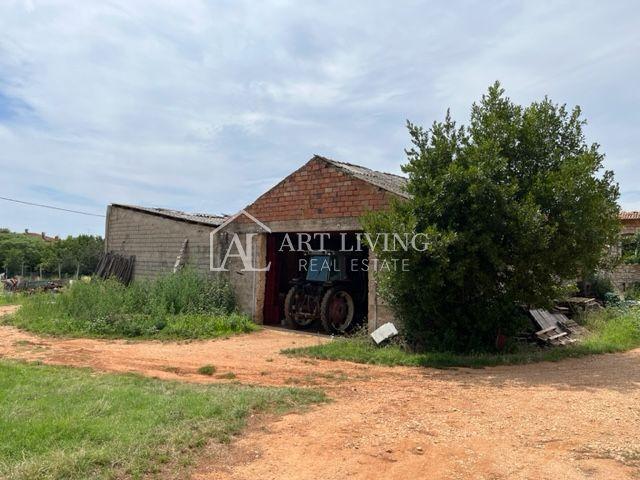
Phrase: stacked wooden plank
[
  {"left": 562, "top": 297, "right": 602, "bottom": 315},
  {"left": 529, "top": 309, "right": 581, "bottom": 346},
  {"left": 95, "top": 252, "right": 135, "bottom": 285},
  {"left": 173, "top": 238, "right": 189, "bottom": 273}
]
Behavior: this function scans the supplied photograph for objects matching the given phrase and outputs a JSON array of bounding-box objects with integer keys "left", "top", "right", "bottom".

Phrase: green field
[{"left": 0, "top": 360, "right": 324, "bottom": 480}]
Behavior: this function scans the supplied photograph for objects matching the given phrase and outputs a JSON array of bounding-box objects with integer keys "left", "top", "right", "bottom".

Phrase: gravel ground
[{"left": 1, "top": 304, "right": 639, "bottom": 479}]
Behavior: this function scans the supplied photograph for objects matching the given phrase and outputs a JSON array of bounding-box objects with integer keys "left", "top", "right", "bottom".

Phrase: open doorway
[{"left": 263, "top": 232, "right": 368, "bottom": 333}]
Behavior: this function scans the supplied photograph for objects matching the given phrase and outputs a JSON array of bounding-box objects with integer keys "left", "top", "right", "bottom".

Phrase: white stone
[{"left": 370, "top": 322, "right": 398, "bottom": 344}]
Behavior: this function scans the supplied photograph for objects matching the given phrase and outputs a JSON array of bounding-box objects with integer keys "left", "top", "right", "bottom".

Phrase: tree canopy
[
  {"left": 364, "top": 82, "right": 620, "bottom": 352},
  {"left": 0, "top": 230, "right": 104, "bottom": 278}
]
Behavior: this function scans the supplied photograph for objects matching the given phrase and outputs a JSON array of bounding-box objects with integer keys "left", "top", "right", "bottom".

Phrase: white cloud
[{"left": 0, "top": 0, "right": 638, "bottom": 235}]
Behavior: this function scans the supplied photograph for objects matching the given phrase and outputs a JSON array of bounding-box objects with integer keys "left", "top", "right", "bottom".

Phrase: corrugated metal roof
[
  {"left": 111, "top": 204, "right": 228, "bottom": 227},
  {"left": 620, "top": 211, "right": 640, "bottom": 220},
  {"left": 319, "top": 156, "right": 410, "bottom": 198}
]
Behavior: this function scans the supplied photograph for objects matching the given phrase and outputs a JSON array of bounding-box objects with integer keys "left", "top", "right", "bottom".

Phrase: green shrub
[
  {"left": 197, "top": 364, "right": 216, "bottom": 375},
  {"left": 4, "top": 269, "right": 256, "bottom": 340},
  {"left": 363, "top": 83, "right": 620, "bottom": 352},
  {"left": 624, "top": 283, "right": 640, "bottom": 301},
  {"left": 583, "top": 273, "right": 615, "bottom": 301}
]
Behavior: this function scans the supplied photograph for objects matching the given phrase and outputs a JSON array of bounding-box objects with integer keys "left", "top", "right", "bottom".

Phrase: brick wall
[
  {"left": 243, "top": 157, "right": 394, "bottom": 224},
  {"left": 105, "top": 206, "right": 221, "bottom": 280}
]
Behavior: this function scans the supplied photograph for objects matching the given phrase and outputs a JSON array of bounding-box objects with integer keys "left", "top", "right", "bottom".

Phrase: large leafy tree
[{"left": 364, "top": 82, "right": 620, "bottom": 352}]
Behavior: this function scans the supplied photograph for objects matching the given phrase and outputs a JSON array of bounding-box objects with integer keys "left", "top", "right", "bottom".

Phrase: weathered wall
[
  {"left": 227, "top": 157, "right": 402, "bottom": 330},
  {"left": 621, "top": 219, "right": 640, "bottom": 236},
  {"left": 105, "top": 206, "right": 221, "bottom": 280},
  {"left": 609, "top": 263, "right": 640, "bottom": 292},
  {"left": 221, "top": 232, "right": 267, "bottom": 323},
  {"left": 367, "top": 251, "right": 397, "bottom": 332}
]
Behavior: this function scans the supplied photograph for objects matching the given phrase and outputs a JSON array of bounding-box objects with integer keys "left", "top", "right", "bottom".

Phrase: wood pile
[
  {"left": 560, "top": 297, "right": 603, "bottom": 315},
  {"left": 529, "top": 309, "right": 587, "bottom": 346},
  {"left": 95, "top": 252, "right": 135, "bottom": 285}
]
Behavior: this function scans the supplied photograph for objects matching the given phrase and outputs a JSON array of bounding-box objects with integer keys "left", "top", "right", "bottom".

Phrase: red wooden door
[{"left": 263, "top": 234, "right": 280, "bottom": 324}]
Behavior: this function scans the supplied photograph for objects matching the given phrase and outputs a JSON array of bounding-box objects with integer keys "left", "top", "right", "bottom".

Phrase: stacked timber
[{"left": 95, "top": 252, "right": 135, "bottom": 285}]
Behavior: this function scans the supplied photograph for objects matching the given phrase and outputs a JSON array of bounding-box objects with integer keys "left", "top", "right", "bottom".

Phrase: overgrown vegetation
[
  {"left": 580, "top": 272, "right": 616, "bottom": 302},
  {"left": 0, "top": 292, "right": 23, "bottom": 306},
  {"left": 0, "top": 360, "right": 324, "bottom": 480},
  {"left": 621, "top": 232, "right": 640, "bottom": 264},
  {"left": 2, "top": 269, "right": 256, "bottom": 339},
  {"left": 363, "top": 82, "right": 620, "bottom": 352},
  {"left": 285, "top": 307, "right": 640, "bottom": 368},
  {"left": 0, "top": 229, "right": 103, "bottom": 278}
]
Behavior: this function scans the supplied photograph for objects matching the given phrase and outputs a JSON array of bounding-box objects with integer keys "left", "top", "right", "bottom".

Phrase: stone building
[
  {"left": 105, "top": 156, "right": 407, "bottom": 331},
  {"left": 610, "top": 211, "right": 640, "bottom": 292}
]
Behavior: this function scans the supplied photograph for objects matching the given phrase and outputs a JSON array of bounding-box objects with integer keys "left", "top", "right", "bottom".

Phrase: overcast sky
[{"left": 0, "top": 0, "right": 638, "bottom": 236}]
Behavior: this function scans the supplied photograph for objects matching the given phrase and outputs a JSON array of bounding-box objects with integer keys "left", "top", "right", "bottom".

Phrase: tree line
[{"left": 0, "top": 229, "right": 104, "bottom": 278}]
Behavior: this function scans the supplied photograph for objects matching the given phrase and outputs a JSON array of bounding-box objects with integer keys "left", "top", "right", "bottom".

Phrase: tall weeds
[{"left": 5, "top": 269, "right": 256, "bottom": 339}]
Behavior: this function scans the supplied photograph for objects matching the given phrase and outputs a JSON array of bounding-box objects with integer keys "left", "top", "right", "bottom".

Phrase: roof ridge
[
  {"left": 111, "top": 204, "right": 228, "bottom": 227},
  {"left": 313, "top": 155, "right": 409, "bottom": 198},
  {"left": 316, "top": 155, "right": 407, "bottom": 180}
]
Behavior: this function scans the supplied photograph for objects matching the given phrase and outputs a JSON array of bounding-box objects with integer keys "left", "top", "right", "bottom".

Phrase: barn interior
[{"left": 263, "top": 231, "right": 368, "bottom": 331}]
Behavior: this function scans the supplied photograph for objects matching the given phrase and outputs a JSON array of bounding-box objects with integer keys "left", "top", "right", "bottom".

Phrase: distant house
[
  {"left": 23, "top": 229, "right": 58, "bottom": 242},
  {"left": 620, "top": 211, "right": 640, "bottom": 236},
  {"left": 611, "top": 211, "right": 640, "bottom": 291}
]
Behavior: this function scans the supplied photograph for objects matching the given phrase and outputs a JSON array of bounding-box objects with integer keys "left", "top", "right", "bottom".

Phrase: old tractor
[{"left": 283, "top": 251, "right": 366, "bottom": 334}]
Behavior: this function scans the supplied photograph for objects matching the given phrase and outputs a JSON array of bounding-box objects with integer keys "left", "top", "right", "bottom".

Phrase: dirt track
[{"left": 1, "top": 304, "right": 640, "bottom": 479}]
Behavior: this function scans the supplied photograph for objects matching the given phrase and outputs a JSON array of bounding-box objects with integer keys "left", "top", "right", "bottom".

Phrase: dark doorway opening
[{"left": 263, "top": 232, "right": 368, "bottom": 333}]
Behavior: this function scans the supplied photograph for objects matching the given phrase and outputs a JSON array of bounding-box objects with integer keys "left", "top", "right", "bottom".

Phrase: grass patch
[
  {"left": 1, "top": 270, "right": 259, "bottom": 340},
  {"left": 0, "top": 292, "right": 22, "bottom": 306},
  {"left": 0, "top": 360, "right": 324, "bottom": 480},
  {"left": 284, "top": 307, "right": 640, "bottom": 368},
  {"left": 216, "top": 372, "right": 237, "bottom": 380},
  {"left": 197, "top": 364, "right": 216, "bottom": 376}
]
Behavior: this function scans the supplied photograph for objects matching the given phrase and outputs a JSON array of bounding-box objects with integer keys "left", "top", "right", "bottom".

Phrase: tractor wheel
[
  {"left": 320, "top": 288, "right": 355, "bottom": 334},
  {"left": 283, "top": 286, "right": 300, "bottom": 329}
]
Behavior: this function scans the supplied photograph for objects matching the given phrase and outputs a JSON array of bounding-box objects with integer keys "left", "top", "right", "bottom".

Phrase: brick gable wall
[{"left": 243, "top": 157, "right": 396, "bottom": 223}]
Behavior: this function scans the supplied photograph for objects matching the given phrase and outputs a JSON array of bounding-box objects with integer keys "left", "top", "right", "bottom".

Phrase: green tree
[
  {"left": 364, "top": 82, "right": 620, "bottom": 352},
  {"left": 62, "top": 235, "right": 104, "bottom": 277},
  {"left": 0, "top": 230, "right": 104, "bottom": 278},
  {"left": 3, "top": 248, "right": 25, "bottom": 277}
]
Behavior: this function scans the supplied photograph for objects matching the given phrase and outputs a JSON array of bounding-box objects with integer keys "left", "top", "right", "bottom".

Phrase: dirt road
[{"left": 1, "top": 304, "right": 639, "bottom": 479}]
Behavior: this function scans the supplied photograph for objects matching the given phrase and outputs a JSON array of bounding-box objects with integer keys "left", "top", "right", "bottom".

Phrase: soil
[{"left": 1, "top": 304, "right": 639, "bottom": 479}]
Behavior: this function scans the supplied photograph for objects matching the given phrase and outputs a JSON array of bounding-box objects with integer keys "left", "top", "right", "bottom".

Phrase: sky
[{"left": 0, "top": 0, "right": 638, "bottom": 237}]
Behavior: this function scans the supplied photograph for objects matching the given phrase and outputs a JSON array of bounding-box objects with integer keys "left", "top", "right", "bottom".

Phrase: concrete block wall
[{"left": 105, "top": 206, "right": 221, "bottom": 280}]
